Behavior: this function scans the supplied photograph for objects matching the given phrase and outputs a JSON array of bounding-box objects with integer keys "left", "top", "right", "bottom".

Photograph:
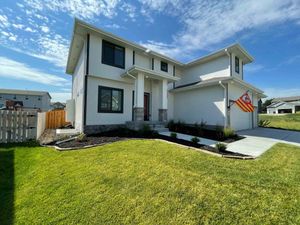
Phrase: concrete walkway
[
  {"left": 160, "top": 128, "right": 300, "bottom": 158},
  {"left": 159, "top": 131, "right": 218, "bottom": 147}
]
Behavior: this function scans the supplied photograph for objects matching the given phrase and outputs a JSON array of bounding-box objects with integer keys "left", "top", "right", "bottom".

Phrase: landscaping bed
[
  {"left": 54, "top": 128, "right": 250, "bottom": 158},
  {"left": 167, "top": 120, "right": 243, "bottom": 142},
  {"left": 56, "top": 136, "right": 128, "bottom": 149}
]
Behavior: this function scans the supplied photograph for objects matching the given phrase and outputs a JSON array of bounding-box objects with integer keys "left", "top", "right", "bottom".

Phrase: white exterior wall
[
  {"left": 72, "top": 44, "right": 86, "bottom": 132},
  {"left": 177, "top": 55, "right": 230, "bottom": 87},
  {"left": 0, "top": 93, "right": 50, "bottom": 111},
  {"left": 228, "top": 83, "right": 258, "bottom": 130},
  {"left": 173, "top": 85, "right": 225, "bottom": 126},
  {"left": 88, "top": 34, "right": 179, "bottom": 82},
  {"left": 86, "top": 76, "right": 134, "bottom": 125},
  {"left": 267, "top": 103, "right": 295, "bottom": 114}
]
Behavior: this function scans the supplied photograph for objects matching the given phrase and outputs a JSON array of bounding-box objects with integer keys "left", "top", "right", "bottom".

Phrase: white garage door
[{"left": 230, "top": 104, "right": 252, "bottom": 131}]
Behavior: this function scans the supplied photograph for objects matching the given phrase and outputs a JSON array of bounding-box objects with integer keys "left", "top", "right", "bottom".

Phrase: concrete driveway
[{"left": 227, "top": 127, "right": 300, "bottom": 157}]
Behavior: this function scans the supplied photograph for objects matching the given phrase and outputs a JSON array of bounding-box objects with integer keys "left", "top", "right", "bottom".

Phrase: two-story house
[
  {"left": 66, "top": 19, "right": 266, "bottom": 134},
  {"left": 0, "top": 89, "right": 51, "bottom": 111}
]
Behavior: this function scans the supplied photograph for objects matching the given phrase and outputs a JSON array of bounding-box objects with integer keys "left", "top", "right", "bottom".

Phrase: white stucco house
[
  {"left": 267, "top": 96, "right": 300, "bottom": 114},
  {"left": 0, "top": 89, "right": 51, "bottom": 112},
  {"left": 66, "top": 19, "right": 266, "bottom": 134}
]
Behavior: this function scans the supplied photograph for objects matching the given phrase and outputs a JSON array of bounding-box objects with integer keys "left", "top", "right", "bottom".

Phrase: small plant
[
  {"left": 139, "top": 124, "right": 153, "bottom": 136},
  {"left": 167, "top": 120, "right": 175, "bottom": 130},
  {"left": 215, "top": 142, "right": 227, "bottom": 152},
  {"left": 170, "top": 132, "right": 177, "bottom": 139},
  {"left": 259, "top": 119, "right": 271, "bottom": 127},
  {"left": 223, "top": 127, "right": 236, "bottom": 139},
  {"left": 77, "top": 133, "right": 87, "bottom": 142},
  {"left": 200, "top": 119, "right": 207, "bottom": 128},
  {"left": 191, "top": 136, "right": 200, "bottom": 144}
]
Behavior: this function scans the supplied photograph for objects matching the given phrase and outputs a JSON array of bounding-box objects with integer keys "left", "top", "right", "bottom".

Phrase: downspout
[{"left": 219, "top": 81, "right": 228, "bottom": 128}]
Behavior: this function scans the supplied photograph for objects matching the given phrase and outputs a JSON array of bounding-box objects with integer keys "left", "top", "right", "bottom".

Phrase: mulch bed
[
  {"left": 56, "top": 136, "right": 128, "bottom": 149},
  {"left": 158, "top": 135, "right": 249, "bottom": 157}
]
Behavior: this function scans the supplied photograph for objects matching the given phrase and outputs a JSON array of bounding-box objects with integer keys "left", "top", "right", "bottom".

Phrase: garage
[{"left": 230, "top": 103, "right": 252, "bottom": 130}]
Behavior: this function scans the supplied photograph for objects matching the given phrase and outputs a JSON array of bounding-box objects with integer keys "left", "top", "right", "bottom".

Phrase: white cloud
[
  {"left": 12, "top": 23, "right": 24, "bottom": 29},
  {"left": 0, "top": 14, "right": 10, "bottom": 27},
  {"left": 40, "top": 25, "right": 50, "bottom": 33},
  {"left": 121, "top": 3, "right": 137, "bottom": 21},
  {"left": 139, "top": 0, "right": 300, "bottom": 59},
  {"left": 25, "top": 0, "right": 121, "bottom": 20},
  {"left": 50, "top": 92, "right": 71, "bottom": 102},
  {"left": 8, "top": 35, "right": 17, "bottom": 41},
  {"left": 25, "top": 27, "right": 36, "bottom": 32},
  {"left": 0, "top": 56, "right": 68, "bottom": 86},
  {"left": 263, "top": 88, "right": 300, "bottom": 99}
]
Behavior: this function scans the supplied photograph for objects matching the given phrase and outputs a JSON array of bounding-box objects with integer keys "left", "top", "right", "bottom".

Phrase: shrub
[
  {"left": 167, "top": 120, "right": 175, "bottom": 130},
  {"left": 259, "top": 119, "right": 271, "bottom": 127},
  {"left": 139, "top": 124, "right": 154, "bottom": 136},
  {"left": 191, "top": 136, "right": 200, "bottom": 144},
  {"left": 223, "top": 127, "right": 236, "bottom": 139},
  {"left": 215, "top": 142, "right": 227, "bottom": 152},
  {"left": 170, "top": 132, "right": 177, "bottom": 139},
  {"left": 77, "top": 133, "right": 87, "bottom": 142}
]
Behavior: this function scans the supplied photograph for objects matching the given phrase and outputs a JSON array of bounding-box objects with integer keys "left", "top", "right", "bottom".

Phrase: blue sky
[{"left": 0, "top": 0, "right": 300, "bottom": 102}]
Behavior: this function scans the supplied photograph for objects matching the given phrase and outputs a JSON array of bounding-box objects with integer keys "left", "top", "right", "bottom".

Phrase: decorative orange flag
[{"left": 235, "top": 92, "right": 254, "bottom": 112}]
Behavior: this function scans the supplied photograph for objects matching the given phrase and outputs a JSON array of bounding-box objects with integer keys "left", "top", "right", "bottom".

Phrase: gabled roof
[
  {"left": 185, "top": 43, "right": 254, "bottom": 67},
  {"left": 66, "top": 19, "right": 255, "bottom": 75},
  {"left": 170, "top": 76, "right": 266, "bottom": 98},
  {"left": 272, "top": 96, "right": 300, "bottom": 103},
  {"left": 0, "top": 89, "right": 51, "bottom": 99}
]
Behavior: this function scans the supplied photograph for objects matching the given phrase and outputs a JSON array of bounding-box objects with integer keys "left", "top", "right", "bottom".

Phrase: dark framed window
[
  {"left": 235, "top": 56, "right": 240, "bottom": 73},
  {"left": 102, "top": 40, "right": 125, "bottom": 69},
  {"left": 151, "top": 58, "right": 154, "bottom": 70},
  {"left": 98, "top": 86, "right": 123, "bottom": 113},
  {"left": 161, "top": 61, "right": 168, "bottom": 72},
  {"left": 132, "top": 51, "right": 135, "bottom": 65}
]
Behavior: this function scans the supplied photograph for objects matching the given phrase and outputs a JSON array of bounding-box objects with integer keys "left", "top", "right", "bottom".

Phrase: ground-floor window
[{"left": 98, "top": 86, "right": 123, "bottom": 113}]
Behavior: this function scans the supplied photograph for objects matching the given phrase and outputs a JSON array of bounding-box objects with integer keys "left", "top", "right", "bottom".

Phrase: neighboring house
[
  {"left": 51, "top": 102, "right": 66, "bottom": 110},
  {"left": 0, "top": 89, "right": 51, "bottom": 112},
  {"left": 267, "top": 96, "right": 300, "bottom": 114},
  {"left": 66, "top": 19, "right": 266, "bottom": 134}
]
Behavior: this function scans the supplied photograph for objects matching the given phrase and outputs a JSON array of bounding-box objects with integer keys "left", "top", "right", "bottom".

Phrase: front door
[{"left": 144, "top": 93, "right": 150, "bottom": 121}]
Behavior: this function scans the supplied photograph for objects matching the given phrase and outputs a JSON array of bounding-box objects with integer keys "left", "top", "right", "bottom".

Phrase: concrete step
[{"left": 154, "top": 127, "right": 169, "bottom": 133}]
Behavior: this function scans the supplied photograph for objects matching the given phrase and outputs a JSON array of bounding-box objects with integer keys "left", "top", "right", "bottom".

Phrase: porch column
[
  {"left": 159, "top": 79, "right": 168, "bottom": 122},
  {"left": 133, "top": 72, "right": 144, "bottom": 121}
]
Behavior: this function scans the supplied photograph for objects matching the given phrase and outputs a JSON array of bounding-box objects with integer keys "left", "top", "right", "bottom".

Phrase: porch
[{"left": 122, "top": 66, "right": 180, "bottom": 123}]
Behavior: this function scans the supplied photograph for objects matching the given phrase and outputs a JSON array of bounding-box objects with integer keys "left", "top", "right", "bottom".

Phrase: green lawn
[
  {"left": 259, "top": 113, "right": 300, "bottom": 131},
  {"left": 1, "top": 140, "right": 300, "bottom": 224}
]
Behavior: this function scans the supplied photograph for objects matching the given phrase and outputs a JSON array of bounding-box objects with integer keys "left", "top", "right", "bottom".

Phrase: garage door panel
[{"left": 230, "top": 104, "right": 252, "bottom": 131}]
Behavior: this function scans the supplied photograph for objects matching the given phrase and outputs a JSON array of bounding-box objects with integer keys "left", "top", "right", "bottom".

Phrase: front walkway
[{"left": 160, "top": 128, "right": 300, "bottom": 158}]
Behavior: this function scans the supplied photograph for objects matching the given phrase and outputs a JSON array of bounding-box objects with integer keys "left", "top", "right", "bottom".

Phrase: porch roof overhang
[
  {"left": 170, "top": 77, "right": 267, "bottom": 98},
  {"left": 121, "top": 66, "right": 180, "bottom": 82}
]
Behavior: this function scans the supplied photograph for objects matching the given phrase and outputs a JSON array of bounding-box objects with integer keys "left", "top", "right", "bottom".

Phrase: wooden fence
[
  {"left": 0, "top": 110, "right": 37, "bottom": 143},
  {"left": 46, "top": 110, "right": 68, "bottom": 129}
]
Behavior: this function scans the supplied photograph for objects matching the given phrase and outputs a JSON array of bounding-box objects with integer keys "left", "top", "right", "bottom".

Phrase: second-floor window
[
  {"left": 102, "top": 40, "right": 125, "bottom": 69},
  {"left": 235, "top": 56, "right": 240, "bottom": 74},
  {"left": 161, "top": 61, "right": 168, "bottom": 72}
]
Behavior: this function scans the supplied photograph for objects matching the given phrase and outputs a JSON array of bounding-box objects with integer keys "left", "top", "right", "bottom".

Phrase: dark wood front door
[{"left": 144, "top": 93, "right": 150, "bottom": 121}]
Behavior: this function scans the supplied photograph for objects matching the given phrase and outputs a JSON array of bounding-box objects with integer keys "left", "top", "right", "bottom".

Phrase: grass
[
  {"left": 259, "top": 113, "right": 300, "bottom": 131},
  {"left": 1, "top": 140, "right": 300, "bottom": 224}
]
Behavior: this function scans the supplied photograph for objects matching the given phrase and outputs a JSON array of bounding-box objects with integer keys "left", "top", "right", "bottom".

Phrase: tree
[{"left": 259, "top": 98, "right": 273, "bottom": 113}]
